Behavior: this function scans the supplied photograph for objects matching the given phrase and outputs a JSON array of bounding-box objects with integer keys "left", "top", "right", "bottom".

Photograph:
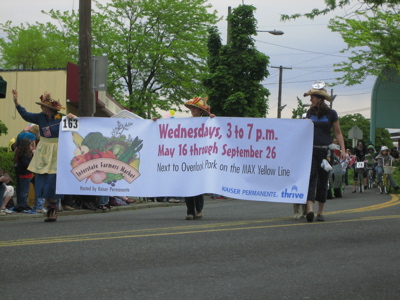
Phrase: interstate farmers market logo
[{"left": 69, "top": 121, "right": 142, "bottom": 185}]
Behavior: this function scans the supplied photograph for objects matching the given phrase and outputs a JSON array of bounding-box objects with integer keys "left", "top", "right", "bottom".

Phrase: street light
[
  {"left": 256, "top": 30, "right": 284, "bottom": 35},
  {"left": 227, "top": 6, "right": 284, "bottom": 42}
]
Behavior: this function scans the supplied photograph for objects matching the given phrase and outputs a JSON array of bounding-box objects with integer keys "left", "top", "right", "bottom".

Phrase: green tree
[
  {"left": 328, "top": 9, "right": 400, "bottom": 85},
  {"left": 0, "top": 20, "right": 78, "bottom": 69},
  {"left": 281, "top": 1, "right": 400, "bottom": 86},
  {"left": 49, "top": 0, "right": 219, "bottom": 118},
  {"left": 281, "top": 0, "right": 400, "bottom": 20},
  {"left": 203, "top": 5, "right": 270, "bottom": 117},
  {"left": 0, "top": 120, "right": 8, "bottom": 136},
  {"left": 1, "top": 0, "right": 219, "bottom": 118},
  {"left": 291, "top": 97, "right": 308, "bottom": 119},
  {"left": 338, "top": 113, "right": 393, "bottom": 148}
]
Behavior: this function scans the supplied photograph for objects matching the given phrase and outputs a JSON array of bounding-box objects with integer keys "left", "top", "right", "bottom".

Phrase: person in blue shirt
[
  {"left": 304, "top": 83, "right": 346, "bottom": 222},
  {"left": 12, "top": 89, "right": 76, "bottom": 222}
]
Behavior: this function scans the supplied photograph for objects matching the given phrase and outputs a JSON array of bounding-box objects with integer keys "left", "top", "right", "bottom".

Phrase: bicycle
[
  {"left": 366, "top": 164, "right": 375, "bottom": 189},
  {"left": 362, "top": 155, "right": 375, "bottom": 190},
  {"left": 377, "top": 161, "right": 396, "bottom": 194}
]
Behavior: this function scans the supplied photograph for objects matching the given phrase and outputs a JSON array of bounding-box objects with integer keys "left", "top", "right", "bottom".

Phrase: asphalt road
[{"left": 1, "top": 186, "right": 400, "bottom": 300}]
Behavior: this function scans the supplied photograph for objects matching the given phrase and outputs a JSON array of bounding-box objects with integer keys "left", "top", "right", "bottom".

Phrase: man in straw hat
[
  {"left": 183, "top": 96, "right": 215, "bottom": 118},
  {"left": 11, "top": 89, "right": 76, "bottom": 222},
  {"left": 183, "top": 96, "right": 215, "bottom": 220},
  {"left": 303, "top": 82, "right": 345, "bottom": 222}
]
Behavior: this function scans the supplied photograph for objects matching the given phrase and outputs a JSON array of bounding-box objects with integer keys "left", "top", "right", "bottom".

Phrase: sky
[{"left": 0, "top": 0, "right": 376, "bottom": 119}]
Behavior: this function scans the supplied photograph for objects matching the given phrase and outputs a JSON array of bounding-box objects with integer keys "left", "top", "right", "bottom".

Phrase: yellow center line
[
  {"left": 1, "top": 194, "right": 399, "bottom": 248},
  {"left": 326, "top": 194, "right": 400, "bottom": 215}
]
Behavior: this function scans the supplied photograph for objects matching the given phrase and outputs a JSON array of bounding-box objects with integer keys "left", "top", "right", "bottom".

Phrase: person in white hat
[
  {"left": 303, "top": 82, "right": 346, "bottom": 222},
  {"left": 375, "top": 146, "right": 399, "bottom": 190}
]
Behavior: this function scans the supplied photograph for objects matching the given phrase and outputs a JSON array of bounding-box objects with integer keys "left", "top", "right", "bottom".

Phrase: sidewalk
[{"left": 0, "top": 195, "right": 229, "bottom": 222}]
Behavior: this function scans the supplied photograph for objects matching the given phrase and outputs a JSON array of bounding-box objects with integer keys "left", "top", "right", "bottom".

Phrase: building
[{"left": 0, "top": 62, "right": 141, "bottom": 148}]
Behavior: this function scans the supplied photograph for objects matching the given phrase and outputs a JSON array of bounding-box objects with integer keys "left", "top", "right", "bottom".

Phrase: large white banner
[{"left": 56, "top": 117, "right": 313, "bottom": 203}]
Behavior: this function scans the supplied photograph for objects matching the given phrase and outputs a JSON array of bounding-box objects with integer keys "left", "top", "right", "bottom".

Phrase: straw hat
[
  {"left": 184, "top": 96, "right": 210, "bottom": 115},
  {"left": 303, "top": 81, "right": 331, "bottom": 101},
  {"left": 303, "top": 88, "right": 331, "bottom": 102},
  {"left": 35, "top": 93, "right": 65, "bottom": 111}
]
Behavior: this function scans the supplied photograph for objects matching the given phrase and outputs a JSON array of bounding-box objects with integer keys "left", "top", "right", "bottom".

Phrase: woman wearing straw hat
[
  {"left": 183, "top": 96, "right": 215, "bottom": 220},
  {"left": 303, "top": 82, "right": 346, "bottom": 222},
  {"left": 11, "top": 89, "right": 76, "bottom": 222}
]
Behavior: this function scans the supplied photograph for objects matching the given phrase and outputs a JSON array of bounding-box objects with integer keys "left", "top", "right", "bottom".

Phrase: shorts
[{"left": 4, "top": 185, "right": 14, "bottom": 197}]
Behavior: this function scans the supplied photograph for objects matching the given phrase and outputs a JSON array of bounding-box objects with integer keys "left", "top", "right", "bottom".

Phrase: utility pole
[
  {"left": 329, "top": 89, "right": 337, "bottom": 109},
  {"left": 227, "top": 6, "right": 232, "bottom": 44},
  {"left": 271, "top": 65, "right": 292, "bottom": 118},
  {"left": 78, "top": 0, "right": 94, "bottom": 117}
]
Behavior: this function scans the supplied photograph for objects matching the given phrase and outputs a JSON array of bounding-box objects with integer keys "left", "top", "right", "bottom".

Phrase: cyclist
[
  {"left": 375, "top": 146, "right": 399, "bottom": 191},
  {"left": 363, "top": 145, "right": 376, "bottom": 188},
  {"left": 352, "top": 140, "right": 367, "bottom": 193}
]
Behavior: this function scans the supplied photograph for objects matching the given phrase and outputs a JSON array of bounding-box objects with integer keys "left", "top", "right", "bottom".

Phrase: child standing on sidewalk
[{"left": 15, "top": 138, "right": 35, "bottom": 212}]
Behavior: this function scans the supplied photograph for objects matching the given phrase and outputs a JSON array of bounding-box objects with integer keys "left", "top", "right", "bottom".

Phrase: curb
[{"left": 0, "top": 201, "right": 185, "bottom": 222}]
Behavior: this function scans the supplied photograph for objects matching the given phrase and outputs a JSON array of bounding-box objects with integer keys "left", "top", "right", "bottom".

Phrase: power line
[
  {"left": 337, "top": 107, "right": 370, "bottom": 114},
  {"left": 256, "top": 39, "right": 349, "bottom": 58}
]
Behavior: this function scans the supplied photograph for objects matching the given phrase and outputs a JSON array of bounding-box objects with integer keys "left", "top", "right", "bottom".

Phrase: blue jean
[
  {"left": 98, "top": 196, "right": 109, "bottom": 206},
  {"left": 0, "top": 183, "right": 6, "bottom": 206},
  {"left": 16, "top": 177, "right": 31, "bottom": 207},
  {"left": 34, "top": 198, "right": 45, "bottom": 211},
  {"left": 34, "top": 173, "right": 58, "bottom": 199}
]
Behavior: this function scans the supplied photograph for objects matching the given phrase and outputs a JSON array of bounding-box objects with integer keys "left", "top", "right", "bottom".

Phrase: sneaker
[
  {"left": 306, "top": 211, "right": 314, "bottom": 222},
  {"left": 186, "top": 214, "right": 194, "bottom": 220},
  {"left": 195, "top": 211, "right": 203, "bottom": 219},
  {"left": 36, "top": 208, "right": 47, "bottom": 213},
  {"left": 63, "top": 205, "right": 75, "bottom": 211},
  {"left": 316, "top": 214, "right": 324, "bottom": 222},
  {"left": 22, "top": 210, "right": 36, "bottom": 214},
  {"left": 168, "top": 198, "right": 180, "bottom": 203},
  {"left": 1, "top": 208, "right": 13, "bottom": 214}
]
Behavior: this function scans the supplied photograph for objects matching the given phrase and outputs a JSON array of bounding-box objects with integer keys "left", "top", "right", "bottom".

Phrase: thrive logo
[{"left": 281, "top": 185, "right": 304, "bottom": 199}]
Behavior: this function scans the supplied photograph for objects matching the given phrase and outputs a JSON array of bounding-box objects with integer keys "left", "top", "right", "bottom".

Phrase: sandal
[
  {"left": 44, "top": 208, "right": 58, "bottom": 222},
  {"left": 83, "top": 202, "right": 97, "bottom": 210},
  {"left": 124, "top": 198, "right": 134, "bottom": 204}
]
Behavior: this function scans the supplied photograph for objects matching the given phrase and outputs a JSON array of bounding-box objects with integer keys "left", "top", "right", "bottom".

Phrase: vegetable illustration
[
  {"left": 104, "top": 137, "right": 130, "bottom": 158},
  {"left": 74, "top": 145, "right": 90, "bottom": 156},
  {"left": 119, "top": 137, "right": 143, "bottom": 163},
  {"left": 71, "top": 125, "right": 142, "bottom": 184},
  {"left": 102, "top": 150, "right": 117, "bottom": 159},
  {"left": 82, "top": 132, "right": 108, "bottom": 152},
  {"left": 103, "top": 173, "right": 124, "bottom": 183},
  {"left": 130, "top": 159, "right": 140, "bottom": 170},
  {"left": 84, "top": 149, "right": 104, "bottom": 160},
  {"left": 72, "top": 132, "right": 84, "bottom": 147},
  {"left": 70, "top": 155, "right": 86, "bottom": 168},
  {"left": 90, "top": 171, "right": 107, "bottom": 184}
]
